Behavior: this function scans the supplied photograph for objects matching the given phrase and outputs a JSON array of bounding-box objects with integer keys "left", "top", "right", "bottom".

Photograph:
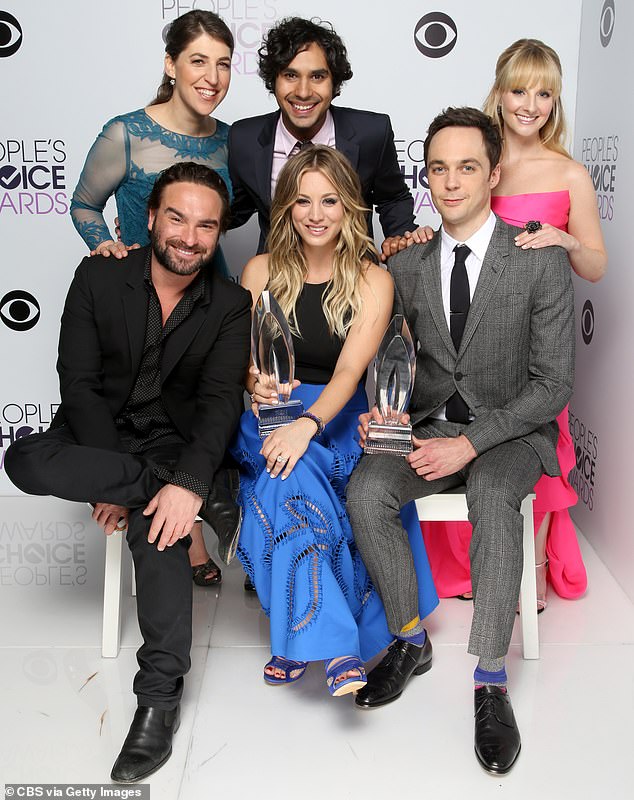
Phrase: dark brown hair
[
  {"left": 148, "top": 162, "right": 230, "bottom": 232},
  {"left": 424, "top": 107, "right": 502, "bottom": 173}
]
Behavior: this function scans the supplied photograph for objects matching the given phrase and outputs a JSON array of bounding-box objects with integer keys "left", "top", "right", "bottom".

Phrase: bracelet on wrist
[{"left": 298, "top": 411, "right": 324, "bottom": 437}]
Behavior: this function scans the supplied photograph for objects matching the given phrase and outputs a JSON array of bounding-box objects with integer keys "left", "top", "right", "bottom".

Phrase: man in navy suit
[{"left": 229, "top": 17, "right": 427, "bottom": 257}]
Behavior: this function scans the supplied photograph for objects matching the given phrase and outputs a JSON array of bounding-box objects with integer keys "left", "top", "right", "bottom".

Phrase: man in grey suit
[{"left": 347, "top": 107, "right": 575, "bottom": 775}]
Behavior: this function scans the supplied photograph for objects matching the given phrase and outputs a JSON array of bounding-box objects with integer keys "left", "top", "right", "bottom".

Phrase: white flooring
[{"left": 1, "top": 496, "right": 633, "bottom": 799}]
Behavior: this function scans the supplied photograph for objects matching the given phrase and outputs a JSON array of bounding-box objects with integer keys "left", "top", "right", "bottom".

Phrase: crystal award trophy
[
  {"left": 251, "top": 290, "right": 304, "bottom": 439},
  {"left": 364, "top": 315, "right": 416, "bottom": 455}
]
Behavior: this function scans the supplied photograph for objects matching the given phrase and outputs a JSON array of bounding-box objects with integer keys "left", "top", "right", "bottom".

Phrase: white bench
[
  {"left": 102, "top": 531, "right": 135, "bottom": 658},
  {"left": 415, "top": 488, "right": 539, "bottom": 659}
]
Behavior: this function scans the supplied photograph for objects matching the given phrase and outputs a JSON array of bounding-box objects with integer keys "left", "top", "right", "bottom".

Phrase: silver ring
[{"left": 276, "top": 455, "right": 284, "bottom": 462}]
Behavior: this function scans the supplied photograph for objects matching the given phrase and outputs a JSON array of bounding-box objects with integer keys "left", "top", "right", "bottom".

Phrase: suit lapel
[
  {"left": 122, "top": 256, "right": 149, "bottom": 377},
  {"left": 420, "top": 236, "right": 456, "bottom": 354},
  {"left": 161, "top": 283, "right": 211, "bottom": 384},
  {"left": 458, "top": 218, "right": 509, "bottom": 354},
  {"left": 331, "top": 107, "right": 360, "bottom": 170},
  {"left": 255, "top": 113, "right": 278, "bottom": 208}
]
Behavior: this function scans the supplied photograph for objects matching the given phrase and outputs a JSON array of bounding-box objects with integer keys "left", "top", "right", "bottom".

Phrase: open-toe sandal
[
  {"left": 325, "top": 656, "right": 367, "bottom": 697},
  {"left": 263, "top": 656, "right": 307, "bottom": 685},
  {"left": 192, "top": 557, "right": 222, "bottom": 587}
]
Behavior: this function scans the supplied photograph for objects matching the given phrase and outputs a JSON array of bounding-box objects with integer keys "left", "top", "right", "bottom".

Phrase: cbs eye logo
[
  {"left": 581, "top": 299, "right": 594, "bottom": 345},
  {"left": 600, "top": 0, "right": 615, "bottom": 48},
  {"left": 414, "top": 12, "right": 458, "bottom": 58},
  {"left": 0, "top": 11, "right": 23, "bottom": 58},
  {"left": 0, "top": 290, "right": 41, "bottom": 331}
]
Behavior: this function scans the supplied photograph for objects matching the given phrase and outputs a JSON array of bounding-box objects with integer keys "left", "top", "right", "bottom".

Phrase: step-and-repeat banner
[
  {"left": 570, "top": 0, "right": 633, "bottom": 600},
  {"left": 0, "top": 2, "right": 589, "bottom": 593}
]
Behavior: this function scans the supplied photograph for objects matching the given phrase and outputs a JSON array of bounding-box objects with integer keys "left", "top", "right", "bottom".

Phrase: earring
[{"left": 169, "top": 78, "right": 175, "bottom": 86}]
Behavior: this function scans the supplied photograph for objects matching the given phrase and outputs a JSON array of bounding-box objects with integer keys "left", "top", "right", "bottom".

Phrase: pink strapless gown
[{"left": 421, "top": 191, "right": 587, "bottom": 600}]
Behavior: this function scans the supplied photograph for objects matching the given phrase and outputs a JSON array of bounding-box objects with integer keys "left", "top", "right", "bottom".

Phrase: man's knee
[
  {"left": 347, "top": 455, "right": 400, "bottom": 508},
  {"left": 4, "top": 436, "right": 46, "bottom": 495}
]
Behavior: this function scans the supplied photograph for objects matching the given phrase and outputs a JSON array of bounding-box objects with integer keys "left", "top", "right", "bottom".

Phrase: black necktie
[
  {"left": 446, "top": 244, "right": 471, "bottom": 423},
  {"left": 292, "top": 140, "right": 314, "bottom": 154}
]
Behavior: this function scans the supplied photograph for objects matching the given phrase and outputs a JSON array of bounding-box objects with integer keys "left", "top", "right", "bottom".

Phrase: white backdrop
[
  {"left": 570, "top": 0, "right": 633, "bottom": 601},
  {"left": 0, "top": 1, "right": 590, "bottom": 593}
]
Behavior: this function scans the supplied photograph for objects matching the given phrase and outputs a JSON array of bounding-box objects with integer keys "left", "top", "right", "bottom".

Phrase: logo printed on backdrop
[
  {"left": 569, "top": 409, "right": 598, "bottom": 511},
  {"left": 0, "top": 290, "right": 41, "bottom": 331},
  {"left": 414, "top": 12, "right": 458, "bottom": 58},
  {"left": 0, "top": 518, "right": 87, "bottom": 588},
  {"left": 0, "top": 139, "right": 69, "bottom": 216},
  {"left": 161, "top": 0, "right": 279, "bottom": 76},
  {"left": 0, "top": 402, "right": 59, "bottom": 472},
  {"left": 600, "top": 0, "right": 615, "bottom": 48},
  {"left": 580, "top": 134, "right": 618, "bottom": 221},
  {"left": 0, "top": 10, "right": 22, "bottom": 57},
  {"left": 581, "top": 299, "right": 595, "bottom": 345},
  {"left": 395, "top": 137, "right": 438, "bottom": 219}
]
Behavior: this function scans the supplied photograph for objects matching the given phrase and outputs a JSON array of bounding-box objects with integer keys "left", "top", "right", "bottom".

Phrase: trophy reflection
[
  {"left": 364, "top": 315, "right": 416, "bottom": 455},
  {"left": 251, "top": 290, "right": 304, "bottom": 439}
]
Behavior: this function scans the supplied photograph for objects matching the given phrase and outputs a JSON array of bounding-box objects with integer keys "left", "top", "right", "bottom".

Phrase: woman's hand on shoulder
[
  {"left": 513, "top": 222, "right": 574, "bottom": 252},
  {"left": 91, "top": 240, "right": 141, "bottom": 259},
  {"left": 380, "top": 226, "right": 434, "bottom": 262}
]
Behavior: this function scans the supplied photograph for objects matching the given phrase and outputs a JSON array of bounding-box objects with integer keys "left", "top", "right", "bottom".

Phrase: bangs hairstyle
[
  {"left": 483, "top": 38, "right": 570, "bottom": 157},
  {"left": 266, "top": 145, "right": 377, "bottom": 339},
  {"left": 150, "top": 10, "right": 234, "bottom": 105}
]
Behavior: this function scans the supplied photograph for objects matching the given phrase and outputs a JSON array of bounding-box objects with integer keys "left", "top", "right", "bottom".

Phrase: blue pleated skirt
[{"left": 230, "top": 382, "right": 438, "bottom": 663}]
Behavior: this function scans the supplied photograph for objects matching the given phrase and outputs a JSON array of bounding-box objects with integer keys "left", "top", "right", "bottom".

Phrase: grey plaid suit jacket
[{"left": 388, "top": 216, "right": 575, "bottom": 477}]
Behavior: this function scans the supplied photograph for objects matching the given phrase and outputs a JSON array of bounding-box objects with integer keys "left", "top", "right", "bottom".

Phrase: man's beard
[{"left": 150, "top": 227, "right": 216, "bottom": 276}]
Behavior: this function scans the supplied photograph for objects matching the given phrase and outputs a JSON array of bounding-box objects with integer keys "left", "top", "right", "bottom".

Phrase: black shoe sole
[
  {"left": 354, "top": 657, "right": 432, "bottom": 709},
  {"left": 474, "top": 743, "right": 521, "bottom": 775}
]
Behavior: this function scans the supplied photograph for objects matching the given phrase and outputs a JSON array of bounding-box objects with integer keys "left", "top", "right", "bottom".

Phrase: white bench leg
[
  {"left": 102, "top": 532, "right": 123, "bottom": 658},
  {"left": 519, "top": 495, "right": 539, "bottom": 659}
]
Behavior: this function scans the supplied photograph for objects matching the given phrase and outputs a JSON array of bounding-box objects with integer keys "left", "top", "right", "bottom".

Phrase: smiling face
[
  {"left": 165, "top": 32, "right": 231, "bottom": 119},
  {"left": 426, "top": 126, "right": 500, "bottom": 241},
  {"left": 148, "top": 181, "right": 222, "bottom": 277},
  {"left": 274, "top": 42, "right": 334, "bottom": 141},
  {"left": 290, "top": 169, "right": 344, "bottom": 251},
  {"left": 500, "top": 85, "right": 554, "bottom": 139}
]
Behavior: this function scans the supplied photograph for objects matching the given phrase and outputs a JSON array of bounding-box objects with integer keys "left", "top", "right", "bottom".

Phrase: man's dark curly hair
[{"left": 258, "top": 17, "right": 353, "bottom": 98}]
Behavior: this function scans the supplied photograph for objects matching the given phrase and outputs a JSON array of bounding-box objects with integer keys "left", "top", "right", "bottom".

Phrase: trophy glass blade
[
  {"left": 251, "top": 290, "right": 297, "bottom": 404},
  {"left": 374, "top": 315, "right": 416, "bottom": 422}
]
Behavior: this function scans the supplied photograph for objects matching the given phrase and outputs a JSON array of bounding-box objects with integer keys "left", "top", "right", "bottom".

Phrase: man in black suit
[
  {"left": 229, "top": 17, "right": 426, "bottom": 257},
  {"left": 5, "top": 163, "right": 251, "bottom": 783}
]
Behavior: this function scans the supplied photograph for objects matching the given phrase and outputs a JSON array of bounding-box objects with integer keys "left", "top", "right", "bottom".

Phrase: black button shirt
[{"left": 115, "top": 254, "right": 209, "bottom": 501}]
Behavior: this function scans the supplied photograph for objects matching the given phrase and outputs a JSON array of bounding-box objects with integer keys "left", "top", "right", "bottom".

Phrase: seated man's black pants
[{"left": 5, "top": 426, "right": 193, "bottom": 710}]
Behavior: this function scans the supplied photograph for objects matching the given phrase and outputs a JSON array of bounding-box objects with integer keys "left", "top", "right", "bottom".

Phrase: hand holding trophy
[
  {"left": 364, "top": 315, "right": 416, "bottom": 455},
  {"left": 251, "top": 290, "right": 304, "bottom": 439}
]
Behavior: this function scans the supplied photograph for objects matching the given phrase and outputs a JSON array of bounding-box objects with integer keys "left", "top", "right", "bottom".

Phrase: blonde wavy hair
[
  {"left": 266, "top": 145, "right": 379, "bottom": 339},
  {"left": 483, "top": 39, "right": 571, "bottom": 158}
]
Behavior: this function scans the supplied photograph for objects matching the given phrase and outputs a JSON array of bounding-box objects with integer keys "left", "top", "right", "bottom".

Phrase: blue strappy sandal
[
  {"left": 325, "top": 656, "right": 367, "bottom": 697},
  {"left": 263, "top": 656, "right": 307, "bottom": 685}
]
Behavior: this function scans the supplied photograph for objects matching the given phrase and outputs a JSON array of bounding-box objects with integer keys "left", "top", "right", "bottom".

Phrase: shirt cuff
[{"left": 153, "top": 465, "right": 209, "bottom": 503}]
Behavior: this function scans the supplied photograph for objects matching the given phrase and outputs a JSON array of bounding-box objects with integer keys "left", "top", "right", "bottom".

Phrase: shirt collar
[
  {"left": 277, "top": 109, "right": 335, "bottom": 155},
  {"left": 440, "top": 211, "right": 497, "bottom": 263}
]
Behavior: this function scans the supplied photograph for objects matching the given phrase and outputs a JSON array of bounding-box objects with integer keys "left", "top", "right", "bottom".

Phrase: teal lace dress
[{"left": 70, "top": 109, "right": 231, "bottom": 274}]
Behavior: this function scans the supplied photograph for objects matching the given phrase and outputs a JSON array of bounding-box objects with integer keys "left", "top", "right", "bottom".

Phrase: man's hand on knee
[
  {"left": 408, "top": 434, "right": 476, "bottom": 480},
  {"left": 144, "top": 484, "right": 203, "bottom": 551},
  {"left": 92, "top": 503, "right": 129, "bottom": 535}
]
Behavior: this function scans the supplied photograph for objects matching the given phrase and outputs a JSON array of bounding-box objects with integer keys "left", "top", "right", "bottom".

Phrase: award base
[
  {"left": 258, "top": 399, "right": 304, "bottom": 439},
  {"left": 364, "top": 421, "right": 412, "bottom": 455}
]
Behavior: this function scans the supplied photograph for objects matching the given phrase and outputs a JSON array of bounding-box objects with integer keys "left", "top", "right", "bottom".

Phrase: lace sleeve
[{"left": 70, "top": 118, "right": 128, "bottom": 250}]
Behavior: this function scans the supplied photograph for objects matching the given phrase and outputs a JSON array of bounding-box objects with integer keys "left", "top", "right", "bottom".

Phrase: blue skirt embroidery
[{"left": 230, "top": 382, "right": 439, "bottom": 663}]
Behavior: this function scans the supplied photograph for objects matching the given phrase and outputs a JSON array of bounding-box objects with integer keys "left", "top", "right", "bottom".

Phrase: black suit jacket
[
  {"left": 51, "top": 247, "right": 251, "bottom": 488},
  {"left": 228, "top": 105, "right": 416, "bottom": 252}
]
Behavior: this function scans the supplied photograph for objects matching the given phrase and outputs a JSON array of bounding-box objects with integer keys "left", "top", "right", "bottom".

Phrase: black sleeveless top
[{"left": 291, "top": 282, "right": 344, "bottom": 384}]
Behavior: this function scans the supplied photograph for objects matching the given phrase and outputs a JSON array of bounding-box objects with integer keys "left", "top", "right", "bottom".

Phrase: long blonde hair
[
  {"left": 266, "top": 145, "right": 378, "bottom": 339},
  {"left": 483, "top": 38, "right": 571, "bottom": 158}
]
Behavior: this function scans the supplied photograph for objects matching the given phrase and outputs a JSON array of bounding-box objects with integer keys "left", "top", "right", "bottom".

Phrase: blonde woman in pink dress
[{"left": 422, "top": 39, "right": 606, "bottom": 610}]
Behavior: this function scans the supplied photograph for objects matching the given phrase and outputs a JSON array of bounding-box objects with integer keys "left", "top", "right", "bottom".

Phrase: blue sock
[
  {"left": 397, "top": 628, "right": 427, "bottom": 647},
  {"left": 474, "top": 665, "right": 507, "bottom": 689}
]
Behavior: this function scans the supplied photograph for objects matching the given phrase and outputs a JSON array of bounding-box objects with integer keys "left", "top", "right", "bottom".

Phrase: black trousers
[{"left": 5, "top": 426, "right": 193, "bottom": 709}]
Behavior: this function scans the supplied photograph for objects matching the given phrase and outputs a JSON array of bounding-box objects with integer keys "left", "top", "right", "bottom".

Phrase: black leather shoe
[
  {"left": 200, "top": 468, "right": 242, "bottom": 565},
  {"left": 354, "top": 634, "right": 432, "bottom": 709},
  {"left": 111, "top": 705, "right": 180, "bottom": 783},
  {"left": 474, "top": 685, "right": 521, "bottom": 774}
]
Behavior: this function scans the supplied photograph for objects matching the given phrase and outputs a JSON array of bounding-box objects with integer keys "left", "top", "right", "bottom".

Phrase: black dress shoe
[
  {"left": 354, "top": 634, "right": 432, "bottom": 709},
  {"left": 474, "top": 685, "right": 521, "bottom": 774},
  {"left": 111, "top": 705, "right": 180, "bottom": 784},
  {"left": 200, "top": 468, "right": 242, "bottom": 565}
]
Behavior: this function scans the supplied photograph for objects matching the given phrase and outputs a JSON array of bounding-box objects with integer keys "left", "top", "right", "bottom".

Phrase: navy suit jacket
[
  {"left": 51, "top": 247, "right": 251, "bottom": 489},
  {"left": 228, "top": 105, "right": 416, "bottom": 252}
]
